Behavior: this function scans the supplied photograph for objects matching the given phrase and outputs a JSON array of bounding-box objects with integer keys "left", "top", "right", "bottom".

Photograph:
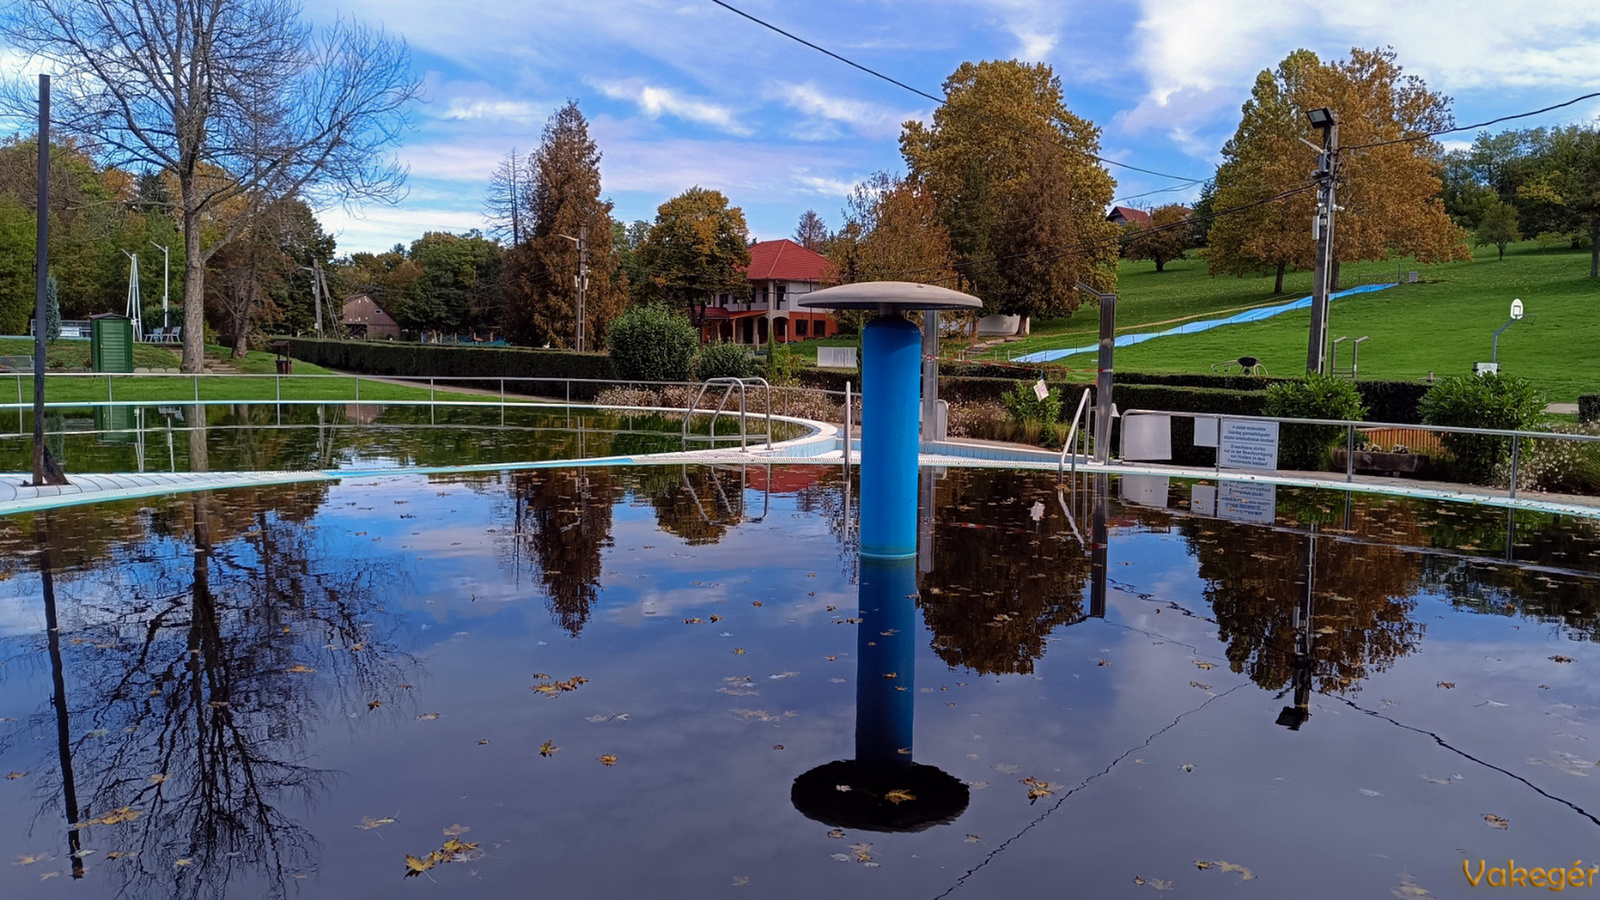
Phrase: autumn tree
[
  {"left": 901, "top": 60, "right": 1119, "bottom": 319},
  {"left": 794, "top": 209, "right": 828, "bottom": 250},
  {"left": 1475, "top": 200, "right": 1521, "bottom": 259},
  {"left": 637, "top": 186, "right": 750, "bottom": 327},
  {"left": 502, "top": 102, "right": 629, "bottom": 347},
  {"left": 1207, "top": 47, "right": 1469, "bottom": 295},
  {"left": 1124, "top": 203, "right": 1193, "bottom": 271},
  {"left": 2, "top": 0, "right": 419, "bottom": 372},
  {"left": 827, "top": 171, "right": 957, "bottom": 285}
]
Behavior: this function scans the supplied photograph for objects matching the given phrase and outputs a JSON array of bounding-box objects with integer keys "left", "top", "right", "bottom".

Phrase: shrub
[
  {"left": 1496, "top": 423, "right": 1600, "bottom": 495},
  {"left": 1418, "top": 373, "right": 1546, "bottom": 484},
  {"left": 1580, "top": 394, "right": 1600, "bottom": 424},
  {"left": 694, "top": 341, "right": 756, "bottom": 381},
  {"left": 1263, "top": 374, "right": 1367, "bottom": 470},
  {"left": 763, "top": 343, "right": 804, "bottom": 386},
  {"left": 282, "top": 337, "right": 614, "bottom": 397},
  {"left": 1002, "top": 380, "right": 1062, "bottom": 425},
  {"left": 606, "top": 303, "right": 697, "bottom": 382}
]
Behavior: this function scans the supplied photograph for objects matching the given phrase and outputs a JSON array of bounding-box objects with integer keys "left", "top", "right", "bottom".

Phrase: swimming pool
[{"left": 1, "top": 464, "right": 1596, "bottom": 898}]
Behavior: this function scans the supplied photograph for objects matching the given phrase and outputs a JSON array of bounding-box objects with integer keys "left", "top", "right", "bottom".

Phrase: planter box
[{"left": 1332, "top": 448, "right": 1431, "bottom": 476}]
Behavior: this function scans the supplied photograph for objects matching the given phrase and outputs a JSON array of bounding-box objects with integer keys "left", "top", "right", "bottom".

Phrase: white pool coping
[{"left": 3, "top": 408, "right": 1598, "bottom": 520}]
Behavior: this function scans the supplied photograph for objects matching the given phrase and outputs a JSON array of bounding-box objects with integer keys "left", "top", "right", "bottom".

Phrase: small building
[
  {"left": 342, "top": 294, "right": 400, "bottom": 340},
  {"left": 700, "top": 239, "right": 840, "bottom": 345},
  {"left": 1106, "top": 206, "right": 1152, "bottom": 228}
]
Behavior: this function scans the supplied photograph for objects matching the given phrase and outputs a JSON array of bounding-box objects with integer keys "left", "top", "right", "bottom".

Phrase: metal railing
[
  {"left": 681, "top": 377, "right": 772, "bottom": 451},
  {"left": 1118, "top": 409, "right": 1600, "bottom": 499},
  {"left": 1057, "top": 388, "right": 1093, "bottom": 477}
]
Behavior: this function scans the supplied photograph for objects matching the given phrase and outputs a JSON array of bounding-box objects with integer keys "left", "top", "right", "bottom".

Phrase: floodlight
[{"left": 1305, "top": 107, "right": 1337, "bottom": 129}]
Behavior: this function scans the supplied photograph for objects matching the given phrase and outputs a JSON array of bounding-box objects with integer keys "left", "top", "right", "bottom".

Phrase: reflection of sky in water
[{"left": 0, "top": 469, "right": 1597, "bottom": 898}]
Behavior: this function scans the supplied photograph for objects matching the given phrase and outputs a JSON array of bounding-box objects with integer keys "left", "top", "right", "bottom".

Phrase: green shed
[{"left": 89, "top": 314, "right": 134, "bottom": 373}]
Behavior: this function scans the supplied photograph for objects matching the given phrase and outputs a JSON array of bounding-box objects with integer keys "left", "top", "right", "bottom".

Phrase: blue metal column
[{"left": 860, "top": 316, "right": 921, "bottom": 559}]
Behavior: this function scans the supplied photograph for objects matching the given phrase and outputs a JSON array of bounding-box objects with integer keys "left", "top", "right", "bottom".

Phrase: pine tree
[
  {"left": 793, "top": 209, "right": 828, "bottom": 250},
  {"left": 502, "top": 103, "right": 628, "bottom": 348}
]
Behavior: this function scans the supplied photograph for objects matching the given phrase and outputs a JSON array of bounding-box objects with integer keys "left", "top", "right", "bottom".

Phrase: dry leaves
[
  {"left": 72, "top": 807, "right": 141, "bottom": 829},
  {"left": 532, "top": 676, "right": 589, "bottom": 696},
  {"left": 598, "top": 754, "right": 619, "bottom": 766},
  {"left": 883, "top": 789, "right": 916, "bottom": 805},
  {"left": 1483, "top": 813, "right": 1509, "bottom": 830},
  {"left": 539, "top": 740, "right": 559, "bottom": 757},
  {"left": 1551, "top": 655, "right": 1575, "bottom": 664},
  {"left": 1195, "top": 859, "right": 1255, "bottom": 880}
]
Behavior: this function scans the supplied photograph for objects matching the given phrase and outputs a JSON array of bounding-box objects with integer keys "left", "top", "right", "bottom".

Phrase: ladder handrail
[{"left": 1058, "top": 388, "right": 1093, "bottom": 478}]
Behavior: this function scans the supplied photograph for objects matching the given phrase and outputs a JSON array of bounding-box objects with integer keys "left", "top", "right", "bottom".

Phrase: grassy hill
[{"left": 971, "top": 240, "right": 1600, "bottom": 402}]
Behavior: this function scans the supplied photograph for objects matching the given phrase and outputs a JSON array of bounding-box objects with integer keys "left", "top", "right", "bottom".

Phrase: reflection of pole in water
[
  {"left": 1277, "top": 525, "right": 1317, "bottom": 731},
  {"left": 37, "top": 516, "right": 85, "bottom": 878},
  {"left": 791, "top": 555, "right": 968, "bottom": 832},
  {"left": 1090, "top": 473, "right": 1109, "bottom": 619}
]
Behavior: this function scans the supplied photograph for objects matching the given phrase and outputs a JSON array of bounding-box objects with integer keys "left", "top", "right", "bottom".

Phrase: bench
[{"left": 0, "top": 355, "right": 33, "bottom": 372}]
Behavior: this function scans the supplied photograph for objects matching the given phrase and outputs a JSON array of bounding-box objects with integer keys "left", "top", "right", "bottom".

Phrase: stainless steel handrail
[{"left": 1058, "top": 388, "right": 1093, "bottom": 478}]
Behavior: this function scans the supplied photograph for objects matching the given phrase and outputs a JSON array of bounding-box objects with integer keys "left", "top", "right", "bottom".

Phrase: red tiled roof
[
  {"left": 745, "top": 239, "right": 830, "bottom": 282},
  {"left": 1107, "top": 206, "right": 1152, "bottom": 228}
]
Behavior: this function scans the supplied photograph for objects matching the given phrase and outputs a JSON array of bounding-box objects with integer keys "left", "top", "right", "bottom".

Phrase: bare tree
[
  {"left": 1, "top": 0, "right": 420, "bottom": 373},
  {"left": 794, "top": 208, "right": 828, "bottom": 250},
  {"left": 484, "top": 146, "right": 528, "bottom": 246}
]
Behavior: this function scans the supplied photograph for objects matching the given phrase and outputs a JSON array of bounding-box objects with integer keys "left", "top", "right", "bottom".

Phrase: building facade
[{"left": 699, "top": 239, "right": 840, "bottom": 345}]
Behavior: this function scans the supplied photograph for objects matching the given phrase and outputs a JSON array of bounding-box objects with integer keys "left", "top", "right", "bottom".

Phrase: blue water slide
[{"left": 1012, "top": 282, "right": 1395, "bottom": 364}]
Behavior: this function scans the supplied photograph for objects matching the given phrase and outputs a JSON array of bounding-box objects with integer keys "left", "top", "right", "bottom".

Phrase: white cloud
[
  {"left": 773, "top": 82, "right": 921, "bottom": 139},
  {"left": 597, "top": 79, "right": 751, "bottom": 135}
]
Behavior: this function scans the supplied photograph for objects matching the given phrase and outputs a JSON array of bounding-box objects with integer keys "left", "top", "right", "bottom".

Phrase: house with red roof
[
  {"left": 1106, "top": 206, "right": 1152, "bottom": 228},
  {"left": 700, "top": 239, "right": 840, "bottom": 345}
]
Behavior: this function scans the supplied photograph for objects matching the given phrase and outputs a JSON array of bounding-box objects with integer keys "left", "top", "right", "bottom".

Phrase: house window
[
  {"left": 776, "top": 284, "right": 786, "bottom": 310},
  {"left": 796, "top": 319, "right": 808, "bottom": 337}
]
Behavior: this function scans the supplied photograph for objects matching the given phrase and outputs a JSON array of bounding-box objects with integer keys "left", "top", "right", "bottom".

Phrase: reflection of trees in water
[
  {"left": 630, "top": 466, "right": 748, "bottom": 546},
  {"left": 916, "top": 471, "right": 1091, "bottom": 675},
  {"left": 1182, "top": 498, "right": 1425, "bottom": 694},
  {"left": 792, "top": 467, "right": 859, "bottom": 581},
  {"left": 1415, "top": 508, "right": 1600, "bottom": 638},
  {"left": 504, "top": 469, "right": 623, "bottom": 635},
  {"left": 10, "top": 487, "right": 412, "bottom": 899}
]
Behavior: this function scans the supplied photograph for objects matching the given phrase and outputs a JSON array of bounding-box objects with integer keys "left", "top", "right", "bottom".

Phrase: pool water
[{"left": 0, "top": 467, "right": 1597, "bottom": 899}]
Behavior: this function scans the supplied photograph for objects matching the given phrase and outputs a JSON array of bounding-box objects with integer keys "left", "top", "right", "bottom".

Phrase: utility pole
[
  {"left": 1305, "top": 107, "right": 1340, "bottom": 375},
  {"left": 302, "top": 262, "right": 329, "bottom": 336},
  {"left": 33, "top": 74, "right": 67, "bottom": 487},
  {"left": 563, "top": 225, "right": 590, "bottom": 351}
]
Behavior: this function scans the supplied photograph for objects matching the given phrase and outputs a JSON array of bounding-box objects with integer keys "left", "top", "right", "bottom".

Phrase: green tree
[
  {"left": 399, "top": 231, "right": 503, "bottom": 336},
  {"left": 1474, "top": 200, "right": 1521, "bottom": 259},
  {"left": 637, "top": 187, "right": 750, "bottom": 327},
  {"left": 1518, "top": 126, "right": 1600, "bottom": 276},
  {"left": 1125, "top": 203, "right": 1192, "bottom": 272},
  {"left": 503, "top": 102, "right": 628, "bottom": 348},
  {"left": 606, "top": 302, "right": 698, "bottom": 382},
  {"left": 1208, "top": 48, "right": 1469, "bottom": 294},
  {"left": 901, "top": 60, "right": 1119, "bottom": 318},
  {"left": 0, "top": 196, "right": 31, "bottom": 334},
  {"left": 45, "top": 274, "right": 61, "bottom": 340}
]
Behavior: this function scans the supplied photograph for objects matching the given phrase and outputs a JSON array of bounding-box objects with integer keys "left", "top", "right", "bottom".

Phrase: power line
[
  {"left": 1344, "top": 91, "right": 1600, "bottom": 151},
  {"left": 708, "top": 0, "right": 1207, "bottom": 186}
]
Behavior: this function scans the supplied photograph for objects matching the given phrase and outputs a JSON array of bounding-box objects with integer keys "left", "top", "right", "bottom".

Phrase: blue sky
[{"left": 23, "top": 1, "right": 1600, "bottom": 255}]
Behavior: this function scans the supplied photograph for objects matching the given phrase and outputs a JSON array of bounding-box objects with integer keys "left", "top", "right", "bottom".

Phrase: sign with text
[
  {"left": 1218, "top": 420, "right": 1280, "bottom": 471},
  {"left": 1217, "top": 481, "right": 1277, "bottom": 525}
]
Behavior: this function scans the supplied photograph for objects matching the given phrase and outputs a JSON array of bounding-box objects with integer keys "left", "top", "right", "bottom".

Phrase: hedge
[
  {"left": 1581, "top": 394, "right": 1600, "bottom": 424},
  {"left": 283, "top": 338, "right": 616, "bottom": 398}
]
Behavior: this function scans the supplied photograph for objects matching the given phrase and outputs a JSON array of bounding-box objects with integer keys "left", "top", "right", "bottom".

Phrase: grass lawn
[
  {"left": 0, "top": 341, "right": 491, "bottom": 406},
  {"left": 971, "top": 241, "right": 1600, "bottom": 402}
]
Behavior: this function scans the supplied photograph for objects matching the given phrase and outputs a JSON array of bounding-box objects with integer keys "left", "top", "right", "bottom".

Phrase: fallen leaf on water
[
  {"left": 1194, "top": 859, "right": 1254, "bottom": 880},
  {"left": 1180, "top": 764, "right": 1195, "bottom": 773},
  {"left": 4, "top": 771, "right": 24, "bottom": 780},
  {"left": 477, "top": 739, "right": 490, "bottom": 745},
  {"left": 773, "top": 744, "right": 784, "bottom": 750},
  {"left": 1551, "top": 655, "right": 1575, "bottom": 664},
  {"left": 1483, "top": 813, "right": 1509, "bottom": 829},
  {"left": 827, "top": 829, "right": 845, "bottom": 839},
  {"left": 751, "top": 601, "right": 763, "bottom": 607},
  {"left": 367, "top": 700, "right": 383, "bottom": 710},
  {"left": 1189, "top": 681, "right": 1211, "bottom": 690},
  {"left": 72, "top": 806, "right": 141, "bottom": 829},
  {"left": 824, "top": 655, "right": 837, "bottom": 662},
  {"left": 1193, "top": 661, "right": 1215, "bottom": 670},
  {"left": 964, "top": 834, "right": 980, "bottom": 843},
  {"left": 417, "top": 713, "right": 440, "bottom": 721},
  {"left": 1437, "top": 682, "right": 1455, "bottom": 689},
  {"left": 732, "top": 648, "right": 746, "bottom": 655},
  {"left": 884, "top": 789, "right": 916, "bottom": 804},
  {"left": 148, "top": 773, "right": 168, "bottom": 785},
  {"left": 732, "top": 875, "right": 749, "bottom": 886},
  {"left": 598, "top": 754, "right": 619, "bottom": 766},
  {"left": 539, "top": 740, "right": 559, "bottom": 757},
  {"left": 358, "top": 816, "right": 397, "bottom": 830},
  {"left": 40, "top": 871, "right": 59, "bottom": 880},
  {"left": 683, "top": 618, "right": 702, "bottom": 625},
  {"left": 1096, "top": 659, "right": 1110, "bottom": 666},
  {"left": 174, "top": 858, "right": 193, "bottom": 867},
  {"left": 14, "top": 853, "right": 52, "bottom": 866},
  {"left": 709, "top": 615, "right": 725, "bottom": 623},
  {"left": 403, "top": 854, "right": 435, "bottom": 878}
]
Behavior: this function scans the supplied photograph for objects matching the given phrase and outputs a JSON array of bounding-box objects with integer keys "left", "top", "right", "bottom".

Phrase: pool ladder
[{"left": 682, "top": 377, "right": 773, "bottom": 451}]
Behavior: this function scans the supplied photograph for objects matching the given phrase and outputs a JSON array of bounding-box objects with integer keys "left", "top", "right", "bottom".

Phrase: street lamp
[
  {"left": 149, "top": 241, "right": 170, "bottom": 337},
  {"left": 1305, "top": 107, "right": 1338, "bottom": 130}
]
